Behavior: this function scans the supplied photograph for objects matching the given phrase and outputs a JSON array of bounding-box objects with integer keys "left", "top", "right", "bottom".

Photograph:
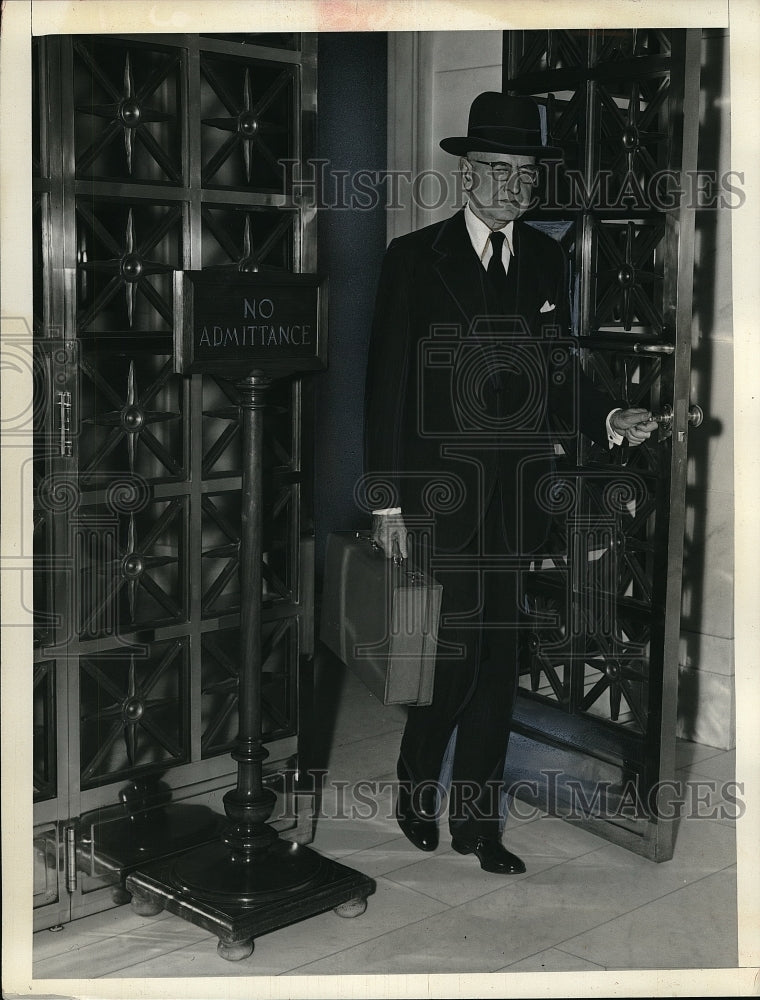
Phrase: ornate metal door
[
  {"left": 32, "top": 31, "right": 318, "bottom": 927},
  {"left": 502, "top": 29, "right": 702, "bottom": 860}
]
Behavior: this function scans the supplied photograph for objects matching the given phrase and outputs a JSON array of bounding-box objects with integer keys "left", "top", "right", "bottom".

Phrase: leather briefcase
[{"left": 320, "top": 531, "right": 441, "bottom": 706}]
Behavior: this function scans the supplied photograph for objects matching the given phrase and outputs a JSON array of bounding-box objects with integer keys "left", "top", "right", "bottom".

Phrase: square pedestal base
[{"left": 126, "top": 840, "right": 376, "bottom": 961}]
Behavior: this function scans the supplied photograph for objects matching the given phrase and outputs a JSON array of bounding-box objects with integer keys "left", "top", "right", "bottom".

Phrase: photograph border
[{"left": 2, "top": 1, "right": 758, "bottom": 996}]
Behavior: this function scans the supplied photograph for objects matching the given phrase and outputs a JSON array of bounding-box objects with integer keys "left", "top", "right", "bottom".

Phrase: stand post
[
  {"left": 126, "top": 369, "right": 375, "bottom": 962},
  {"left": 222, "top": 373, "right": 278, "bottom": 860}
]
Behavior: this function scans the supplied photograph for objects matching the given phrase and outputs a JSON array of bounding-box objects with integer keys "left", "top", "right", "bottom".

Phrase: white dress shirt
[{"left": 464, "top": 201, "right": 515, "bottom": 273}]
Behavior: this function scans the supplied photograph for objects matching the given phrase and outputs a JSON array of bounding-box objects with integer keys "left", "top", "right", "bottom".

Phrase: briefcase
[{"left": 320, "top": 531, "right": 441, "bottom": 706}]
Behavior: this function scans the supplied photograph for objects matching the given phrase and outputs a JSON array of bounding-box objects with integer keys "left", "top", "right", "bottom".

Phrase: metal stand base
[
  {"left": 123, "top": 371, "right": 374, "bottom": 963},
  {"left": 126, "top": 842, "right": 375, "bottom": 962}
]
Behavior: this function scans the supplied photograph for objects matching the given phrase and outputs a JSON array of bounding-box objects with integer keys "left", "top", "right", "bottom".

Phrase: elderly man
[{"left": 363, "top": 93, "right": 655, "bottom": 874}]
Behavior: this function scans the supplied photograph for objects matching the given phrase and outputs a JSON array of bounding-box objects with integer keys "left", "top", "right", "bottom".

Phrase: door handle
[
  {"left": 632, "top": 343, "right": 675, "bottom": 355},
  {"left": 650, "top": 403, "right": 703, "bottom": 437},
  {"left": 687, "top": 404, "right": 703, "bottom": 427}
]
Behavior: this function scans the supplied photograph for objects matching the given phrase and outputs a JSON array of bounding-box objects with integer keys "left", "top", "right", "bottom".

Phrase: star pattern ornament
[
  {"left": 202, "top": 62, "right": 291, "bottom": 185},
  {"left": 580, "top": 629, "right": 649, "bottom": 731},
  {"left": 599, "top": 77, "right": 668, "bottom": 183},
  {"left": 83, "top": 500, "right": 182, "bottom": 636},
  {"left": 79, "top": 207, "right": 177, "bottom": 330},
  {"left": 201, "top": 207, "right": 295, "bottom": 274},
  {"left": 77, "top": 48, "right": 179, "bottom": 181},
  {"left": 79, "top": 642, "right": 185, "bottom": 782},
  {"left": 81, "top": 359, "right": 181, "bottom": 477},
  {"left": 595, "top": 221, "right": 663, "bottom": 332}
]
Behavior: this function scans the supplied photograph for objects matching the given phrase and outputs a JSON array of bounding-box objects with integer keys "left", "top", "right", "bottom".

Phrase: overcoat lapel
[
  {"left": 431, "top": 210, "right": 488, "bottom": 330},
  {"left": 510, "top": 224, "right": 539, "bottom": 329}
]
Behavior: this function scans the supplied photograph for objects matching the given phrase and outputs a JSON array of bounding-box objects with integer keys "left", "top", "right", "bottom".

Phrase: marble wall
[{"left": 677, "top": 28, "right": 734, "bottom": 749}]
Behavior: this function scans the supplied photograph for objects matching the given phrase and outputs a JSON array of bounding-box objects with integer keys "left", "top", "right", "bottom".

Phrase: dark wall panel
[{"left": 314, "top": 32, "right": 388, "bottom": 582}]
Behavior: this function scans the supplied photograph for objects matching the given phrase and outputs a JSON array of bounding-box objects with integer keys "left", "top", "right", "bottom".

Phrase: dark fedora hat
[{"left": 440, "top": 92, "right": 563, "bottom": 158}]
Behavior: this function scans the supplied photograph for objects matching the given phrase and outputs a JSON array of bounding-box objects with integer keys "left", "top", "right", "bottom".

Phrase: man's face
[{"left": 462, "top": 151, "right": 538, "bottom": 227}]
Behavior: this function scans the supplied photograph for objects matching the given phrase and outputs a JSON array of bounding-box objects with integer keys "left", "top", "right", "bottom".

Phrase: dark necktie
[{"left": 486, "top": 230, "right": 510, "bottom": 309}]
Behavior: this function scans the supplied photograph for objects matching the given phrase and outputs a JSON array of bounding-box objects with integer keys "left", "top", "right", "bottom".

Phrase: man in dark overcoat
[{"left": 364, "top": 93, "right": 656, "bottom": 873}]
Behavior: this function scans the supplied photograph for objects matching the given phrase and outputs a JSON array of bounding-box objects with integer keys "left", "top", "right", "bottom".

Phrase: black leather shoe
[
  {"left": 396, "top": 784, "right": 439, "bottom": 852},
  {"left": 451, "top": 835, "right": 526, "bottom": 874}
]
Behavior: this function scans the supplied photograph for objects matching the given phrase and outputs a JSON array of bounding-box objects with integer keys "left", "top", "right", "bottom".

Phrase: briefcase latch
[{"left": 357, "top": 530, "right": 407, "bottom": 567}]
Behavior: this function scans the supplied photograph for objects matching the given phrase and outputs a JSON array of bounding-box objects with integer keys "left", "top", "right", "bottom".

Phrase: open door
[{"left": 502, "top": 29, "right": 702, "bottom": 861}]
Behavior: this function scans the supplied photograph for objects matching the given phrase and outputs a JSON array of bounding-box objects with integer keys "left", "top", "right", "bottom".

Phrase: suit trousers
[{"left": 398, "top": 478, "right": 524, "bottom": 841}]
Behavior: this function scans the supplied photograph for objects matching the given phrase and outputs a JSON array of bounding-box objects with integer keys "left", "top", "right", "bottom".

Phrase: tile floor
[{"left": 32, "top": 652, "right": 738, "bottom": 979}]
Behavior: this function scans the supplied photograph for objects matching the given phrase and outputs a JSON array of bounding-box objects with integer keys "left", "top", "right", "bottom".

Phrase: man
[{"left": 363, "top": 93, "right": 656, "bottom": 874}]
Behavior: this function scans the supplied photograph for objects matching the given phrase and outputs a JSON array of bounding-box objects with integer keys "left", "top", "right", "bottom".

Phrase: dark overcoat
[{"left": 364, "top": 209, "right": 616, "bottom": 554}]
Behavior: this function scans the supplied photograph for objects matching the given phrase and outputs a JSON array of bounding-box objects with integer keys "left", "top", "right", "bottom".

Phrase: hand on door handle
[
  {"left": 609, "top": 407, "right": 659, "bottom": 446},
  {"left": 649, "top": 404, "right": 704, "bottom": 437}
]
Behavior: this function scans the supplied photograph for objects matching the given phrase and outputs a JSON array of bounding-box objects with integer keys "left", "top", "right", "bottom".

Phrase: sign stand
[{"left": 125, "top": 274, "right": 375, "bottom": 961}]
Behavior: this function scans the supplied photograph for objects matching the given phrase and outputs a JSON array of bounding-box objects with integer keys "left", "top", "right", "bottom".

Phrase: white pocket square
[{"left": 540, "top": 300, "right": 555, "bottom": 313}]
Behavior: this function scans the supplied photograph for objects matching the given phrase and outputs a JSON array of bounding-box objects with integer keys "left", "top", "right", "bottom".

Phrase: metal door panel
[
  {"left": 504, "top": 28, "right": 701, "bottom": 860},
  {"left": 33, "top": 660, "right": 57, "bottom": 803}
]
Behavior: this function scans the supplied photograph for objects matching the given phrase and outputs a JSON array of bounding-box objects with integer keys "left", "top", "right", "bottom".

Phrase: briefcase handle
[{"left": 355, "top": 530, "right": 425, "bottom": 582}]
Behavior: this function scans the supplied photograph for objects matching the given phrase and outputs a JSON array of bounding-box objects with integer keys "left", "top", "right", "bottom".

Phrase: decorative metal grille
[
  {"left": 590, "top": 219, "right": 666, "bottom": 333},
  {"left": 32, "top": 32, "right": 316, "bottom": 921},
  {"left": 201, "top": 205, "right": 296, "bottom": 271},
  {"left": 199, "top": 53, "right": 295, "bottom": 191},
  {"left": 73, "top": 38, "right": 183, "bottom": 185},
  {"left": 77, "top": 353, "right": 185, "bottom": 484},
  {"left": 76, "top": 498, "right": 187, "bottom": 639},
  {"left": 33, "top": 661, "right": 57, "bottom": 802},
  {"left": 76, "top": 202, "right": 181, "bottom": 337},
  {"left": 200, "top": 619, "right": 297, "bottom": 757},
  {"left": 201, "top": 376, "right": 243, "bottom": 477},
  {"left": 506, "top": 29, "right": 701, "bottom": 859},
  {"left": 79, "top": 638, "right": 190, "bottom": 789}
]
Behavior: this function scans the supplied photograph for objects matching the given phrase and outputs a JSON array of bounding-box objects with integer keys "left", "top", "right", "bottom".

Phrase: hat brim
[{"left": 439, "top": 136, "right": 564, "bottom": 159}]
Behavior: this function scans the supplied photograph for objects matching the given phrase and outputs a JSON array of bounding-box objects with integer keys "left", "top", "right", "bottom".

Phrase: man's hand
[
  {"left": 609, "top": 407, "right": 659, "bottom": 446},
  {"left": 371, "top": 511, "right": 408, "bottom": 560}
]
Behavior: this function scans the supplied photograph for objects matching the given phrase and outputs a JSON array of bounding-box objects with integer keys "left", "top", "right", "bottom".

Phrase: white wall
[
  {"left": 677, "top": 28, "right": 734, "bottom": 749},
  {"left": 387, "top": 31, "right": 502, "bottom": 240}
]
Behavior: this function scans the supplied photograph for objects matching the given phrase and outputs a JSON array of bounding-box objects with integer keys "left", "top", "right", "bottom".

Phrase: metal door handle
[
  {"left": 650, "top": 403, "right": 703, "bottom": 436},
  {"left": 57, "top": 391, "right": 73, "bottom": 457},
  {"left": 633, "top": 343, "right": 675, "bottom": 355},
  {"left": 687, "top": 404, "right": 704, "bottom": 427},
  {"left": 650, "top": 405, "right": 673, "bottom": 429}
]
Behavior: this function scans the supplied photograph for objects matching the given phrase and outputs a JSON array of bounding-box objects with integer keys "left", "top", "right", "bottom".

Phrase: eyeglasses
[{"left": 469, "top": 160, "right": 539, "bottom": 186}]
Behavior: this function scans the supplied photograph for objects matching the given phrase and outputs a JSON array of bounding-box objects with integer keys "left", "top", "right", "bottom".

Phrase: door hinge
[
  {"left": 64, "top": 825, "right": 77, "bottom": 893},
  {"left": 57, "top": 391, "right": 73, "bottom": 458}
]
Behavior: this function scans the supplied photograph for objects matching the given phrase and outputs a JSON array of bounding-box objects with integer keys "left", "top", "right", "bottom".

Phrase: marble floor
[{"left": 32, "top": 649, "right": 738, "bottom": 981}]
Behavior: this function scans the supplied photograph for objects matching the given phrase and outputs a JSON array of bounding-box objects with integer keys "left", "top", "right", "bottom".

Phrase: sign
[{"left": 174, "top": 270, "right": 327, "bottom": 377}]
